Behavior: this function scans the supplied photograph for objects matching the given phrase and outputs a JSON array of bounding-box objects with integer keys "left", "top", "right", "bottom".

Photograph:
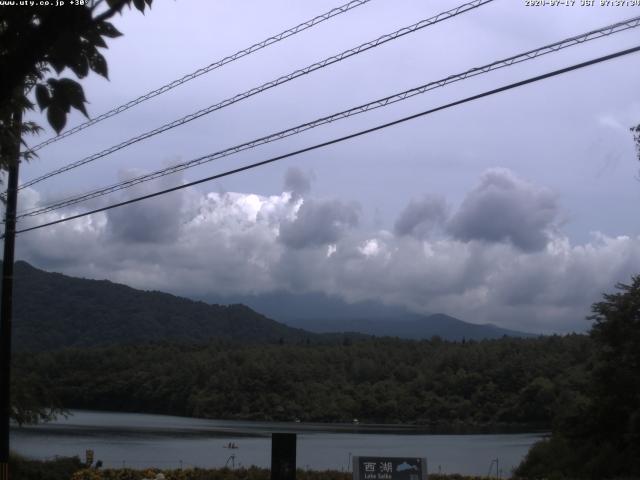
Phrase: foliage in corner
[
  {"left": 0, "top": 0, "right": 153, "bottom": 423},
  {"left": 516, "top": 276, "right": 640, "bottom": 479},
  {"left": 0, "top": 0, "right": 153, "bottom": 172},
  {"left": 10, "top": 356, "right": 66, "bottom": 426}
]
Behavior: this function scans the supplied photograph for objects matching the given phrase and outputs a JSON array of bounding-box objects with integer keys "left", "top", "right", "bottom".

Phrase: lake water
[{"left": 11, "top": 410, "right": 543, "bottom": 477}]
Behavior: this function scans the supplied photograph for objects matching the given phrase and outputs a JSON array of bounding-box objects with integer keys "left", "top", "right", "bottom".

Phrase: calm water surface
[{"left": 11, "top": 410, "right": 543, "bottom": 477}]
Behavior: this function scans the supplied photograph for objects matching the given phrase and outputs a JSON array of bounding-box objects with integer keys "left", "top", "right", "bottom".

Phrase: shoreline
[{"left": 13, "top": 408, "right": 548, "bottom": 436}]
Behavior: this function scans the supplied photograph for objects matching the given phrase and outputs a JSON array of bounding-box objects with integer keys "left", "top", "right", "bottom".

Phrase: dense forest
[{"left": 14, "top": 335, "right": 591, "bottom": 430}]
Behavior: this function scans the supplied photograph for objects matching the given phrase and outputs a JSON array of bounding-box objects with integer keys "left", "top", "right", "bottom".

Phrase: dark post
[
  {"left": 271, "top": 433, "right": 296, "bottom": 480},
  {"left": 0, "top": 107, "right": 22, "bottom": 480}
]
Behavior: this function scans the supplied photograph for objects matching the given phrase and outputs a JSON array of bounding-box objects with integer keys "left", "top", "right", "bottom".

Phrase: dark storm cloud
[
  {"left": 283, "top": 167, "right": 313, "bottom": 200},
  {"left": 447, "top": 169, "right": 559, "bottom": 252},
  {"left": 279, "top": 198, "right": 360, "bottom": 249},
  {"left": 394, "top": 195, "right": 448, "bottom": 239},
  {"left": 106, "top": 170, "right": 185, "bottom": 244}
]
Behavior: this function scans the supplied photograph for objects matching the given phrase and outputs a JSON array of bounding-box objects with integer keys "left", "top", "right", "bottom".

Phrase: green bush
[{"left": 10, "top": 453, "right": 85, "bottom": 480}]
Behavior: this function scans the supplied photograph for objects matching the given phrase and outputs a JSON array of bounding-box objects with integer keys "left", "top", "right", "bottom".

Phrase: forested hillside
[
  {"left": 14, "top": 335, "right": 592, "bottom": 429},
  {"left": 10, "top": 261, "right": 316, "bottom": 351},
  {"left": 515, "top": 277, "right": 640, "bottom": 478}
]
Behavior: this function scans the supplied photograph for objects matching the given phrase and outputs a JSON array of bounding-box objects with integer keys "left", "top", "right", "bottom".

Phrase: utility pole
[{"left": 0, "top": 106, "right": 22, "bottom": 480}]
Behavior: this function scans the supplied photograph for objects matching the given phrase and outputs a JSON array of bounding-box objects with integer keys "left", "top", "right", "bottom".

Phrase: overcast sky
[{"left": 9, "top": 0, "right": 640, "bottom": 333}]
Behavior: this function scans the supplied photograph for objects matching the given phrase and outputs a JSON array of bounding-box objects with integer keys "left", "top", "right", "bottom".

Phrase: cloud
[
  {"left": 279, "top": 198, "right": 360, "bottom": 249},
  {"left": 12, "top": 168, "right": 640, "bottom": 334},
  {"left": 394, "top": 195, "right": 448, "bottom": 239},
  {"left": 106, "top": 169, "right": 186, "bottom": 244},
  {"left": 447, "top": 168, "right": 559, "bottom": 252},
  {"left": 283, "top": 167, "right": 313, "bottom": 200}
]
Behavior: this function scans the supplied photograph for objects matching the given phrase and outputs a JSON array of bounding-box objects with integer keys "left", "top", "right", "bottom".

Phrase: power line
[
  {"left": 17, "top": 14, "right": 640, "bottom": 219},
  {"left": 11, "top": 44, "right": 640, "bottom": 237},
  {"left": 17, "top": 0, "right": 494, "bottom": 191},
  {"left": 27, "top": 0, "right": 373, "bottom": 152}
]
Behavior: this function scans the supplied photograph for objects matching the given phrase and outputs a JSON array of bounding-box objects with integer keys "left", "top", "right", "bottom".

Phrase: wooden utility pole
[{"left": 0, "top": 107, "right": 22, "bottom": 480}]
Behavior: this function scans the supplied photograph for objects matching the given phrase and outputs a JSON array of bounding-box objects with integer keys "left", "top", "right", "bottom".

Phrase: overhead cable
[
  {"left": 11, "top": 44, "right": 640, "bottom": 237},
  {"left": 17, "top": 14, "right": 640, "bottom": 219},
  {"left": 18, "top": 0, "right": 494, "bottom": 191},
  {"left": 28, "top": 0, "right": 374, "bottom": 152}
]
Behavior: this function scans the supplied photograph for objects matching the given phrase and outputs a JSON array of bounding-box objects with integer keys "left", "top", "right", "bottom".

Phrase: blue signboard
[{"left": 353, "top": 456, "right": 427, "bottom": 480}]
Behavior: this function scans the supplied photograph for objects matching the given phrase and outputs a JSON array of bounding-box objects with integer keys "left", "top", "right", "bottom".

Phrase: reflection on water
[{"left": 11, "top": 410, "right": 543, "bottom": 477}]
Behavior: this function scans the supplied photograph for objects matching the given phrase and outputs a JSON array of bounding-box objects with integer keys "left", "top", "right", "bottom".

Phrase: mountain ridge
[
  {"left": 10, "top": 261, "right": 534, "bottom": 351},
  {"left": 205, "top": 291, "right": 535, "bottom": 340},
  {"left": 10, "top": 261, "right": 316, "bottom": 351}
]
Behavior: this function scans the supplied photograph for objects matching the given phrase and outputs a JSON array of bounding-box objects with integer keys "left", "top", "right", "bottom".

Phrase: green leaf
[
  {"left": 69, "top": 54, "right": 89, "bottom": 78},
  {"left": 88, "top": 51, "right": 108, "bottom": 79},
  {"left": 96, "top": 21, "right": 122, "bottom": 38},
  {"left": 57, "top": 78, "right": 88, "bottom": 118},
  {"left": 47, "top": 104, "right": 67, "bottom": 134},
  {"left": 21, "top": 122, "right": 43, "bottom": 162},
  {"left": 21, "top": 96, "right": 35, "bottom": 111},
  {"left": 49, "top": 57, "right": 65, "bottom": 74},
  {"left": 47, "top": 33, "right": 82, "bottom": 74},
  {"left": 58, "top": 78, "right": 86, "bottom": 100},
  {"left": 35, "top": 84, "right": 51, "bottom": 111},
  {"left": 84, "top": 29, "right": 108, "bottom": 49},
  {"left": 21, "top": 121, "right": 43, "bottom": 136}
]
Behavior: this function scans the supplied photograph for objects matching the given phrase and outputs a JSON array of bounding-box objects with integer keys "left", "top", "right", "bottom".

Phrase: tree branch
[{"left": 94, "top": 0, "right": 130, "bottom": 23}]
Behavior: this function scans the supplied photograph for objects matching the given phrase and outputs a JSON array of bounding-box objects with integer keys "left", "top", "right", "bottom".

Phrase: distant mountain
[
  {"left": 206, "top": 291, "right": 535, "bottom": 341},
  {"left": 282, "top": 314, "right": 535, "bottom": 341},
  {"left": 205, "top": 290, "right": 414, "bottom": 322},
  {"left": 9, "top": 261, "right": 318, "bottom": 351},
  {"left": 9, "top": 261, "right": 533, "bottom": 352}
]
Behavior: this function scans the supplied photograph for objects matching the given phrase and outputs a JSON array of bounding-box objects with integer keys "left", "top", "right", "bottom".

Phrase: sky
[{"left": 8, "top": 0, "right": 640, "bottom": 334}]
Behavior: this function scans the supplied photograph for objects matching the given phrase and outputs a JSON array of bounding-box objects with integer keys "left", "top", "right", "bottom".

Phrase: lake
[{"left": 11, "top": 410, "right": 543, "bottom": 477}]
